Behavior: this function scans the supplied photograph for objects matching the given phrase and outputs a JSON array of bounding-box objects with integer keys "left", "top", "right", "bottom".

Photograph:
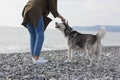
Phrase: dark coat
[{"left": 22, "top": 0, "right": 59, "bottom": 30}]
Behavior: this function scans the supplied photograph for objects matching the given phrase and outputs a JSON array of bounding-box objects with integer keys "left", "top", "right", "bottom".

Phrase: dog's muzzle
[{"left": 55, "top": 22, "right": 60, "bottom": 28}]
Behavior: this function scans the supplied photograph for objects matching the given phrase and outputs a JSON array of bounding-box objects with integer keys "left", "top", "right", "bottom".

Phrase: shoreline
[
  {"left": 0, "top": 46, "right": 120, "bottom": 80},
  {"left": 0, "top": 45, "right": 120, "bottom": 54}
]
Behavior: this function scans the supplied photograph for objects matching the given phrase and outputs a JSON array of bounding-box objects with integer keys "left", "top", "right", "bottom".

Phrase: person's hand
[{"left": 58, "top": 14, "right": 66, "bottom": 23}]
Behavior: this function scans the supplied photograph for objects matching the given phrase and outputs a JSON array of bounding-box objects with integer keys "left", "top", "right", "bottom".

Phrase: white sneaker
[{"left": 32, "top": 57, "right": 48, "bottom": 64}]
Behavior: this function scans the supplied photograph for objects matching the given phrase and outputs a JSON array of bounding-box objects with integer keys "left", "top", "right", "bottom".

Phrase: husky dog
[{"left": 55, "top": 22, "right": 105, "bottom": 65}]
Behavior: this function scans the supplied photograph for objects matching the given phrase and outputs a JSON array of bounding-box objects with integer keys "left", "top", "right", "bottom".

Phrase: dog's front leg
[
  {"left": 70, "top": 49, "right": 74, "bottom": 62},
  {"left": 65, "top": 48, "right": 72, "bottom": 62}
]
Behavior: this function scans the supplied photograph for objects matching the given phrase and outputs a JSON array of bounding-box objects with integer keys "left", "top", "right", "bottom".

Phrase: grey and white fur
[{"left": 55, "top": 22, "right": 105, "bottom": 65}]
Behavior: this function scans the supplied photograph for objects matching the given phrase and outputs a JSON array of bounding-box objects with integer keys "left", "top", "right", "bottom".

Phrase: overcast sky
[{"left": 0, "top": 0, "right": 120, "bottom": 28}]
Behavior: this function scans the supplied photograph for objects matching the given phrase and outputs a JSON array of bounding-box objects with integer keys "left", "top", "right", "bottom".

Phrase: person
[{"left": 21, "top": 0, "right": 66, "bottom": 64}]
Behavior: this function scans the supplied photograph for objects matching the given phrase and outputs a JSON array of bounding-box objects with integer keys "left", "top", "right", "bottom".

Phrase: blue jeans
[{"left": 26, "top": 16, "right": 44, "bottom": 56}]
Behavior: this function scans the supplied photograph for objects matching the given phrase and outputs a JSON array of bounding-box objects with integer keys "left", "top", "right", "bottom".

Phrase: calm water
[{"left": 0, "top": 27, "right": 120, "bottom": 53}]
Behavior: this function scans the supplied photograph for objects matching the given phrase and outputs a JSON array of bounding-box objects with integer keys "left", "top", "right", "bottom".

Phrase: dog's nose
[{"left": 55, "top": 22, "right": 58, "bottom": 25}]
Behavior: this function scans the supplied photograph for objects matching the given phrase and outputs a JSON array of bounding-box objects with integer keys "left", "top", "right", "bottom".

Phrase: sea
[{"left": 0, "top": 27, "right": 120, "bottom": 53}]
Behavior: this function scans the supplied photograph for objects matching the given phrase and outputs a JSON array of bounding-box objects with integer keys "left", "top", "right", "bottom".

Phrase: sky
[{"left": 0, "top": 0, "right": 120, "bottom": 28}]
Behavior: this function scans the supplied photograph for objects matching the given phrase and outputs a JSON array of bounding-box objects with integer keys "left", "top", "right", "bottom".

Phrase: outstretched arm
[{"left": 49, "top": 0, "right": 66, "bottom": 23}]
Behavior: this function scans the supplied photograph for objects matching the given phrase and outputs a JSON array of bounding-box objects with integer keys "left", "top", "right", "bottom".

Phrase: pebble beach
[{"left": 0, "top": 46, "right": 120, "bottom": 80}]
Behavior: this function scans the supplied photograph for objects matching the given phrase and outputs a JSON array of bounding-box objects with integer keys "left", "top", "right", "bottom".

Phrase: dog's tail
[{"left": 96, "top": 26, "right": 106, "bottom": 41}]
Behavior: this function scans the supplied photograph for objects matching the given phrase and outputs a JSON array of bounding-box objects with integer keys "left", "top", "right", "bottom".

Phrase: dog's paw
[
  {"left": 87, "top": 63, "right": 92, "bottom": 67},
  {"left": 65, "top": 59, "right": 72, "bottom": 63},
  {"left": 87, "top": 61, "right": 92, "bottom": 67}
]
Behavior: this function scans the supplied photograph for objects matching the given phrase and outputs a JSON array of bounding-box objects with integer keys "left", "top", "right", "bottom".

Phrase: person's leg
[
  {"left": 33, "top": 16, "right": 44, "bottom": 59},
  {"left": 26, "top": 23, "right": 36, "bottom": 56},
  {"left": 31, "top": 16, "right": 48, "bottom": 64}
]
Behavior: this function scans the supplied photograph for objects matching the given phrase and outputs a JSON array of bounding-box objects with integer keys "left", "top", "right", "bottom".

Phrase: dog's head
[{"left": 55, "top": 21, "right": 72, "bottom": 36}]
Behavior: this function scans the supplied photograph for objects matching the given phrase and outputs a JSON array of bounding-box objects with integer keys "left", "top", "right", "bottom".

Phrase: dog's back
[{"left": 66, "top": 30, "right": 97, "bottom": 49}]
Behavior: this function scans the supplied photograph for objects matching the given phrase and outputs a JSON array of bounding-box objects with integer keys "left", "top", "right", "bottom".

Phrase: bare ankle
[{"left": 33, "top": 56, "right": 39, "bottom": 60}]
